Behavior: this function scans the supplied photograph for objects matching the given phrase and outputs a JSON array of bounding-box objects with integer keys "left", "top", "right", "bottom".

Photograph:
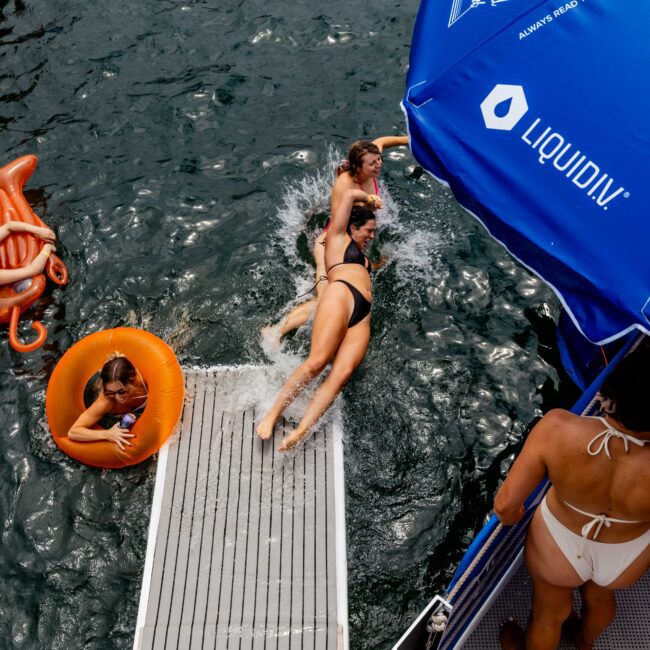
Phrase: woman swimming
[
  {"left": 495, "top": 345, "right": 650, "bottom": 650},
  {"left": 0, "top": 221, "right": 56, "bottom": 285},
  {"left": 257, "top": 187, "right": 381, "bottom": 450},
  {"left": 264, "top": 135, "right": 407, "bottom": 340},
  {"left": 68, "top": 354, "right": 149, "bottom": 451}
]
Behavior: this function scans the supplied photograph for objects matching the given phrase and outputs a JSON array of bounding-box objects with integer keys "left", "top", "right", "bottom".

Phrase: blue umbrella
[{"left": 403, "top": 0, "right": 650, "bottom": 344}]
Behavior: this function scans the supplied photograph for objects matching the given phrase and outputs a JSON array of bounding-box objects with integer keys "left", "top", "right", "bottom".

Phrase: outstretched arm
[
  {"left": 372, "top": 135, "right": 409, "bottom": 153},
  {"left": 493, "top": 414, "right": 551, "bottom": 525},
  {"left": 328, "top": 188, "right": 381, "bottom": 237},
  {"left": 0, "top": 244, "right": 55, "bottom": 286},
  {"left": 0, "top": 221, "right": 56, "bottom": 244},
  {"left": 68, "top": 396, "right": 135, "bottom": 451}
]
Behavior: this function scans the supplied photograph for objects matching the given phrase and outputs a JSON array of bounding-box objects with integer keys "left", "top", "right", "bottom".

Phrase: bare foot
[
  {"left": 564, "top": 615, "right": 593, "bottom": 650},
  {"left": 256, "top": 415, "right": 276, "bottom": 440},
  {"left": 261, "top": 325, "right": 281, "bottom": 350},
  {"left": 278, "top": 430, "right": 304, "bottom": 452},
  {"left": 499, "top": 620, "right": 525, "bottom": 650}
]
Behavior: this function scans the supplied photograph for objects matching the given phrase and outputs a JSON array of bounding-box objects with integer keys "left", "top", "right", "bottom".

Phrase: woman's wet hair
[
  {"left": 347, "top": 206, "right": 376, "bottom": 234},
  {"left": 100, "top": 353, "right": 137, "bottom": 390},
  {"left": 343, "top": 140, "right": 381, "bottom": 177},
  {"left": 600, "top": 344, "right": 650, "bottom": 431}
]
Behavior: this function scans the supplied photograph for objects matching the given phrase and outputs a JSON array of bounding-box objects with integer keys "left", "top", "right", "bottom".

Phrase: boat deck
[
  {"left": 133, "top": 367, "right": 348, "bottom": 649},
  {"left": 463, "top": 562, "right": 650, "bottom": 649}
]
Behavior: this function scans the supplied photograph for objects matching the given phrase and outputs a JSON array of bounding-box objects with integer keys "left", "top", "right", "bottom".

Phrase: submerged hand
[{"left": 106, "top": 423, "right": 135, "bottom": 451}]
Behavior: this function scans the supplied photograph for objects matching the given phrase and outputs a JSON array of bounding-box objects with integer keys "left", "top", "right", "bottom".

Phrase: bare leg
[
  {"left": 571, "top": 582, "right": 614, "bottom": 649},
  {"left": 278, "top": 315, "right": 370, "bottom": 451},
  {"left": 261, "top": 300, "right": 317, "bottom": 347},
  {"left": 260, "top": 231, "right": 329, "bottom": 342},
  {"left": 257, "top": 283, "right": 352, "bottom": 440},
  {"left": 499, "top": 506, "right": 580, "bottom": 649},
  {"left": 525, "top": 573, "right": 574, "bottom": 650},
  {"left": 513, "top": 508, "right": 579, "bottom": 649},
  {"left": 567, "top": 543, "right": 649, "bottom": 648},
  {"left": 280, "top": 300, "right": 317, "bottom": 335}
]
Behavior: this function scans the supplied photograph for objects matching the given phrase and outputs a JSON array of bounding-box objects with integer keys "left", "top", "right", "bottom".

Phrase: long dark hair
[
  {"left": 346, "top": 206, "right": 375, "bottom": 234},
  {"left": 100, "top": 354, "right": 137, "bottom": 390},
  {"left": 601, "top": 344, "right": 650, "bottom": 431}
]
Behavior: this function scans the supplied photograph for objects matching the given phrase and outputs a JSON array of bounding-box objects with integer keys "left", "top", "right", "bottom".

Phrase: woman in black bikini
[
  {"left": 263, "top": 136, "right": 407, "bottom": 341},
  {"left": 257, "top": 188, "right": 380, "bottom": 450},
  {"left": 68, "top": 354, "right": 148, "bottom": 451}
]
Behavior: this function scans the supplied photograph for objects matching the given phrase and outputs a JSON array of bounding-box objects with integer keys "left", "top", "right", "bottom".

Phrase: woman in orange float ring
[{"left": 46, "top": 328, "right": 184, "bottom": 468}]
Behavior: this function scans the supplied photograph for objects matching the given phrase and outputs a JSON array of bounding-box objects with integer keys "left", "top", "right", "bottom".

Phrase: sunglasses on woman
[{"left": 104, "top": 388, "right": 128, "bottom": 398}]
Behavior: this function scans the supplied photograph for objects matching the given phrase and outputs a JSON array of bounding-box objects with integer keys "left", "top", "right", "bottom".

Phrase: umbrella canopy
[{"left": 403, "top": 0, "right": 650, "bottom": 344}]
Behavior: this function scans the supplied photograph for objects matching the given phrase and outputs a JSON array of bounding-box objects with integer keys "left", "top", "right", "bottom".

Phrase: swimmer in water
[
  {"left": 0, "top": 221, "right": 56, "bottom": 285},
  {"left": 262, "top": 135, "right": 408, "bottom": 343},
  {"left": 68, "top": 354, "right": 148, "bottom": 451},
  {"left": 257, "top": 188, "right": 381, "bottom": 450}
]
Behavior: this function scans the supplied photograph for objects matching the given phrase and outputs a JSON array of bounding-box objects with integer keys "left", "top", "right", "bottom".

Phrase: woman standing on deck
[
  {"left": 264, "top": 136, "right": 407, "bottom": 340},
  {"left": 257, "top": 187, "right": 380, "bottom": 450},
  {"left": 495, "top": 346, "right": 650, "bottom": 650}
]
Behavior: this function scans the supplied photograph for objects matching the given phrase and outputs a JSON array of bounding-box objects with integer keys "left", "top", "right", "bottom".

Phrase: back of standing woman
[{"left": 495, "top": 344, "right": 650, "bottom": 650}]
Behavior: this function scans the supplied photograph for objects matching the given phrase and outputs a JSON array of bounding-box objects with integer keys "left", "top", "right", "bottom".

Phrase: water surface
[{"left": 0, "top": 1, "right": 559, "bottom": 647}]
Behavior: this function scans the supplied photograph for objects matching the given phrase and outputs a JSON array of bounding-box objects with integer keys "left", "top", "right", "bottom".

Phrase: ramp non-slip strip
[{"left": 134, "top": 368, "right": 345, "bottom": 649}]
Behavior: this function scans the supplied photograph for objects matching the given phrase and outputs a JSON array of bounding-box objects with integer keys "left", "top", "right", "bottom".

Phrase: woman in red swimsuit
[{"left": 263, "top": 135, "right": 408, "bottom": 341}]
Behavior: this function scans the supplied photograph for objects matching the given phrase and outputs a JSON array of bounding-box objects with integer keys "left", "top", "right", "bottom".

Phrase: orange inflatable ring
[
  {"left": 46, "top": 328, "right": 184, "bottom": 468},
  {"left": 0, "top": 155, "right": 69, "bottom": 353}
]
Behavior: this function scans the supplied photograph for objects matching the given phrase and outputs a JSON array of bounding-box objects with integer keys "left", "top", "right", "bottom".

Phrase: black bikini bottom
[{"left": 335, "top": 279, "right": 371, "bottom": 327}]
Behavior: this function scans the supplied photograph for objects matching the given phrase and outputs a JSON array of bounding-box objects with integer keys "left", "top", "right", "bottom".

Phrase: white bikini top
[
  {"left": 564, "top": 416, "right": 647, "bottom": 540},
  {"left": 586, "top": 416, "right": 646, "bottom": 460}
]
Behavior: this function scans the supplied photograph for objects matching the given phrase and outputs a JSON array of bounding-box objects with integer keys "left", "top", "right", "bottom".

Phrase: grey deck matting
[
  {"left": 463, "top": 562, "right": 650, "bottom": 649},
  {"left": 134, "top": 367, "right": 345, "bottom": 649}
]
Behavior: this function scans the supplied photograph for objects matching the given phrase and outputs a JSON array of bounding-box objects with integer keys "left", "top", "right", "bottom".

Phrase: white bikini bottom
[{"left": 540, "top": 495, "right": 650, "bottom": 587}]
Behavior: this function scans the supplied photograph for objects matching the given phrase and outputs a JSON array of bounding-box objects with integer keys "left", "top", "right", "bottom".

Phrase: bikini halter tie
[{"left": 587, "top": 419, "right": 646, "bottom": 460}]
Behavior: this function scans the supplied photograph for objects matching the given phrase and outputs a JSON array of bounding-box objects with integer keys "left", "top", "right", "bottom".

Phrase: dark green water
[{"left": 0, "top": 1, "right": 561, "bottom": 648}]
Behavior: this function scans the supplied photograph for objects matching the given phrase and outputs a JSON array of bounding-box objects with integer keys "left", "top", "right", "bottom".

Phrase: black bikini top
[{"left": 326, "top": 239, "right": 371, "bottom": 273}]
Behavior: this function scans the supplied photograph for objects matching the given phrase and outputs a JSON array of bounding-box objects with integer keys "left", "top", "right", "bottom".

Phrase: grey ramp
[
  {"left": 463, "top": 563, "right": 650, "bottom": 649},
  {"left": 134, "top": 367, "right": 346, "bottom": 649}
]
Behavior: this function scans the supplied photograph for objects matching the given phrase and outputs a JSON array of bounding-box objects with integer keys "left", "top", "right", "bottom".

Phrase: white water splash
[
  {"left": 390, "top": 227, "right": 442, "bottom": 287},
  {"left": 275, "top": 144, "right": 338, "bottom": 273}
]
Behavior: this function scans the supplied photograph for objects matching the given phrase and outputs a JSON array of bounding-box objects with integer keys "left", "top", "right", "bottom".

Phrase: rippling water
[{"left": 1, "top": 1, "right": 562, "bottom": 648}]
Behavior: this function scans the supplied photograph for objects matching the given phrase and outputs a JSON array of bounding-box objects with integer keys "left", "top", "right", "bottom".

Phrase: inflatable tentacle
[
  {"left": 9, "top": 306, "right": 47, "bottom": 353},
  {"left": 0, "top": 155, "right": 69, "bottom": 353},
  {"left": 47, "top": 254, "right": 68, "bottom": 286},
  {"left": 0, "top": 155, "right": 38, "bottom": 197}
]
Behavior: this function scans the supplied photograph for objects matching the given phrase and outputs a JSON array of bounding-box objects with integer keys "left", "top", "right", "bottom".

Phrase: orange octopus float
[{"left": 0, "top": 155, "right": 68, "bottom": 352}]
